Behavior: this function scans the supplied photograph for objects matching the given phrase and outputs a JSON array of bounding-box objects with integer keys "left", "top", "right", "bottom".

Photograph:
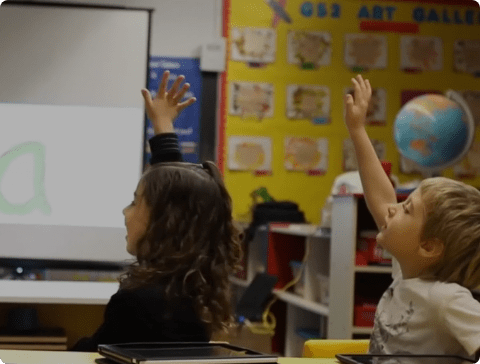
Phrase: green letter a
[{"left": 0, "top": 141, "right": 51, "bottom": 215}]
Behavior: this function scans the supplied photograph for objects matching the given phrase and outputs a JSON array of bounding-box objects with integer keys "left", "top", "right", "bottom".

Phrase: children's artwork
[
  {"left": 345, "top": 87, "right": 386, "bottom": 125},
  {"left": 453, "top": 141, "right": 480, "bottom": 179},
  {"left": 229, "top": 81, "right": 274, "bottom": 119},
  {"left": 399, "top": 155, "right": 423, "bottom": 175},
  {"left": 284, "top": 137, "right": 328, "bottom": 174},
  {"left": 228, "top": 136, "right": 272, "bottom": 172},
  {"left": 461, "top": 90, "right": 480, "bottom": 127},
  {"left": 400, "top": 36, "right": 443, "bottom": 72},
  {"left": 231, "top": 27, "right": 276, "bottom": 64},
  {"left": 287, "top": 31, "right": 331, "bottom": 69},
  {"left": 454, "top": 40, "right": 480, "bottom": 76},
  {"left": 344, "top": 34, "right": 387, "bottom": 70},
  {"left": 343, "top": 138, "right": 386, "bottom": 172},
  {"left": 286, "top": 85, "right": 330, "bottom": 124}
]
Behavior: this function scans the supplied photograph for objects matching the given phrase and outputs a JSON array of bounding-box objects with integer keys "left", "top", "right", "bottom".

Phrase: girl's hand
[
  {"left": 141, "top": 70, "right": 197, "bottom": 134},
  {"left": 344, "top": 74, "right": 372, "bottom": 132}
]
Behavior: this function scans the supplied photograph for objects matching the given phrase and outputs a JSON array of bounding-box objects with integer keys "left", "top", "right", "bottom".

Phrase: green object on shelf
[
  {"left": 352, "top": 66, "right": 365, "bottom": 73},
  {"left": 252, "top": 187, "right": 275, "bottom": 203}
]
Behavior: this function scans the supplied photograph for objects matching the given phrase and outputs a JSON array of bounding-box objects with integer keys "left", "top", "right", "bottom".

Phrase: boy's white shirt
[{"left": 369, "top": 258, "right": 480, "bottom": 359}]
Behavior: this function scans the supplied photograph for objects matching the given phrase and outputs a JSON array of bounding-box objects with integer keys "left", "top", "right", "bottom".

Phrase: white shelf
[
  {"left": 274, "top": 290, "right": 329, "bottom": 316},
  {"left": 0, "top": 280, "right": 119, "bottom": 304},
  {"left": 229, "top": 276, "right": 250, "bottom": 288},
  {"left": 352, "top": 326, "right": 373, "bottom": 335},
  {"left": 355, "top": 265, "right": 392, "bottom": 274},
  {"left": 269, "top": 224, "right": 330, "bottom": 239}
]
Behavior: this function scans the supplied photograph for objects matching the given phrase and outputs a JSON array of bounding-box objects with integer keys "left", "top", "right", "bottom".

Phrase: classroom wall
[{"left": 8, "top": 0, "right": 223, "bottom": 57}]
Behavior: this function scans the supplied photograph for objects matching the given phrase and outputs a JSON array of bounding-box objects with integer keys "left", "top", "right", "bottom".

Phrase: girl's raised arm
[{"left": 141, "top": 70, "right": 196, "bottom": 135}]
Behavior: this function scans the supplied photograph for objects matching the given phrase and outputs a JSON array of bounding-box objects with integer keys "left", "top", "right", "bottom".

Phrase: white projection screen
[{"left": 0, "top": 2, "right": 151, "bottom": 265}]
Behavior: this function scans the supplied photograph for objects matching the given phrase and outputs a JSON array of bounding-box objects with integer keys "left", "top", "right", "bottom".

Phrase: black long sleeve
[
  {"left": 71, "top": 286, "right": 208, "bottom": 352},
  {"left": 149, "top": 133, "right": 183, "bottom": 164}
]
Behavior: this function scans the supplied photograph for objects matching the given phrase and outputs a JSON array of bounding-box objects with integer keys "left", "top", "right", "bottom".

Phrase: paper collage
[
  {"left": 345, "top": 87, "right": 387, "bottom": 126},
  {"left": 231, "top": 27, "right": 277, "bottom": 64},
  {"left": 454, "top": 40, "right": 480, "bottom": 76},
  {"left": 225, "top": 1, "right": 480, "bottom": 190},
  {"left": 287, "top": 31, "right": 332, "bottom": 69},
  {"left": 344, "top": 34, "right": 388, "bottom": 70},
  {"left": 229, "top": 81, "right": 274, "bottom": 119},
  {"left": 286, "top": 85, "right": 330, "bottom": 124},
  {"left": 343, "top": 138, "right": 386, "bottom": 172},
  {"left": 400, "top": 36, "right": 443, "bottom": 72},
  {"left": 284, "top": 137, "right": 328, "bottom": 174},
  {"left": 228, "top": 136, "right": 272, "bottom": 172}
]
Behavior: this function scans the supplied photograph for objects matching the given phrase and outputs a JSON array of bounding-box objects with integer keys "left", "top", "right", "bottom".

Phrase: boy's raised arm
[{"left": 344, "top": 75, "right": 397, "bottom": 229}]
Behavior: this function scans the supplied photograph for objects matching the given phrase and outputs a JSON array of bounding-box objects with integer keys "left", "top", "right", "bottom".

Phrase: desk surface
[{"left": 0, "top": 350, "right": 337, "bottom": 364}]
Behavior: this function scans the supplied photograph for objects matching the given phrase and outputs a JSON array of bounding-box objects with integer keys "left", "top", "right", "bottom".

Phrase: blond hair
[{"left": 419, "top": 177, "right": 480, "bottom": 289}]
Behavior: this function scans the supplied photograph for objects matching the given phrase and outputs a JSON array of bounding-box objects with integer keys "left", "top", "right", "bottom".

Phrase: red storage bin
[
  {"left": 357, "top": 231, "right": 392, "bottom": 265},
  {"left": 354, "top": 304, "right": 377, "bottom": 327}
]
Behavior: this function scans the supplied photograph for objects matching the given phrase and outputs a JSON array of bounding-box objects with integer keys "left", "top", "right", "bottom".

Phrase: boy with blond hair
[{"left": 344, "top": 75, "right": 480, "bottom": 360}]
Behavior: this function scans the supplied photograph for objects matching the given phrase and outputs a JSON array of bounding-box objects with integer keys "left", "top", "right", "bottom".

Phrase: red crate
[{"left": 354, "top": 304, "right": 377, "bottom": 327}]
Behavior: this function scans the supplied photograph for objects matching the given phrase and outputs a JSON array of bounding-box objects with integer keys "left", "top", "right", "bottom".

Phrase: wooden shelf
[
  {"left": 352, "top": 326, "right": 373, "bottom": 335},
  {"left": 355, "top": 265, "right": 392, "bottom": 274},
  {"left": 273, "top": 290, "right": 329, "bottom": 316}
]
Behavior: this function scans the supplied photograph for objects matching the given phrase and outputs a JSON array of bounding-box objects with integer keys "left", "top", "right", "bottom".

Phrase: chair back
[{"left": 303, "top": 339, "right": 370, "bottom": 358}]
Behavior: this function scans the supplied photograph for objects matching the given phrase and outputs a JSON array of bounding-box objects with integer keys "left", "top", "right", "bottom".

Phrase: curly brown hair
[{"left": 119, "top": 161, "right": 243, "bottom": 336}]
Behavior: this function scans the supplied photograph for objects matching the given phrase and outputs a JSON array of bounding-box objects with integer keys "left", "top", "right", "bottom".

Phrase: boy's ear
[{"left": 419, "top": 238, "right": 444, "bottom": 259}]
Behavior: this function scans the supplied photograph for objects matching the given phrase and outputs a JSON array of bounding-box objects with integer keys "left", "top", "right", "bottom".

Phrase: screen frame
[{"left": 0, "top": 1, "right": 154, "bottom": 269}]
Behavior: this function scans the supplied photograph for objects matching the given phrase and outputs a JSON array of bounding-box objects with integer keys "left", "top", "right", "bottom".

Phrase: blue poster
[{"left": 145, "top": 57, "right": 202, "bottom": 164}]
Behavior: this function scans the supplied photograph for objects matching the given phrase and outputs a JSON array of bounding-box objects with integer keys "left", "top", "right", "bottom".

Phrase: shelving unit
[
  {"left": 273, "top": 290, "right": 328, "bottom": 316},
  {"left": 230, "top": 193, "right": 407, "bottom": 357},
  {"left": 355, "top": 266, "right": 392, "bottom": 274}
]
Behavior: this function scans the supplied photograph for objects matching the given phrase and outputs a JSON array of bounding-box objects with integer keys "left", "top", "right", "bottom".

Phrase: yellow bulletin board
[{"left": 220, "top": 0, "right": 480, "bottom": 224}]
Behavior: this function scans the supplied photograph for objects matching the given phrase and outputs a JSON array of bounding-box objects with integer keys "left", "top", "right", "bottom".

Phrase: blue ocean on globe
[{"left": 394, "top": 94, "right": 472, "bottom": 170}]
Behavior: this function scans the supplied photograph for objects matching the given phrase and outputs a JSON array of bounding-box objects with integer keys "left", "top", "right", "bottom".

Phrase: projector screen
[{"left": 0, "top": 3, "right": 151, "bottom": 264}]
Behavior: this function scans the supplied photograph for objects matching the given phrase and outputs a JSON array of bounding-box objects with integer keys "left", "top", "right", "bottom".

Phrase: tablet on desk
[
  {"left": 335, "top": 354, "right": 476, "bottom": 364},
  {"left": 97, "top": 342, "right": 278, "bottom": 364}
]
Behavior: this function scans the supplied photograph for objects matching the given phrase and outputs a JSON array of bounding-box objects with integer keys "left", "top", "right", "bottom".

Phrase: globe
[{"left": 393, "top": 91, "right": 475, "bottom": 174}]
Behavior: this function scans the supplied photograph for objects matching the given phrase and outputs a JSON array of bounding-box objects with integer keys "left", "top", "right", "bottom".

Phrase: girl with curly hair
[{"left": 72, "top": 71, "right": 242, "bottom": 352}]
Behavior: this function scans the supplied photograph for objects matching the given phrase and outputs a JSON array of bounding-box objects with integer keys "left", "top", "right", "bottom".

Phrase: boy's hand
[
  {"left": 344, "top": 74, "right": 372, "bottom": 131},
  {"left": 141, "top": 70, "right": 197, "bottom": 134}
]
